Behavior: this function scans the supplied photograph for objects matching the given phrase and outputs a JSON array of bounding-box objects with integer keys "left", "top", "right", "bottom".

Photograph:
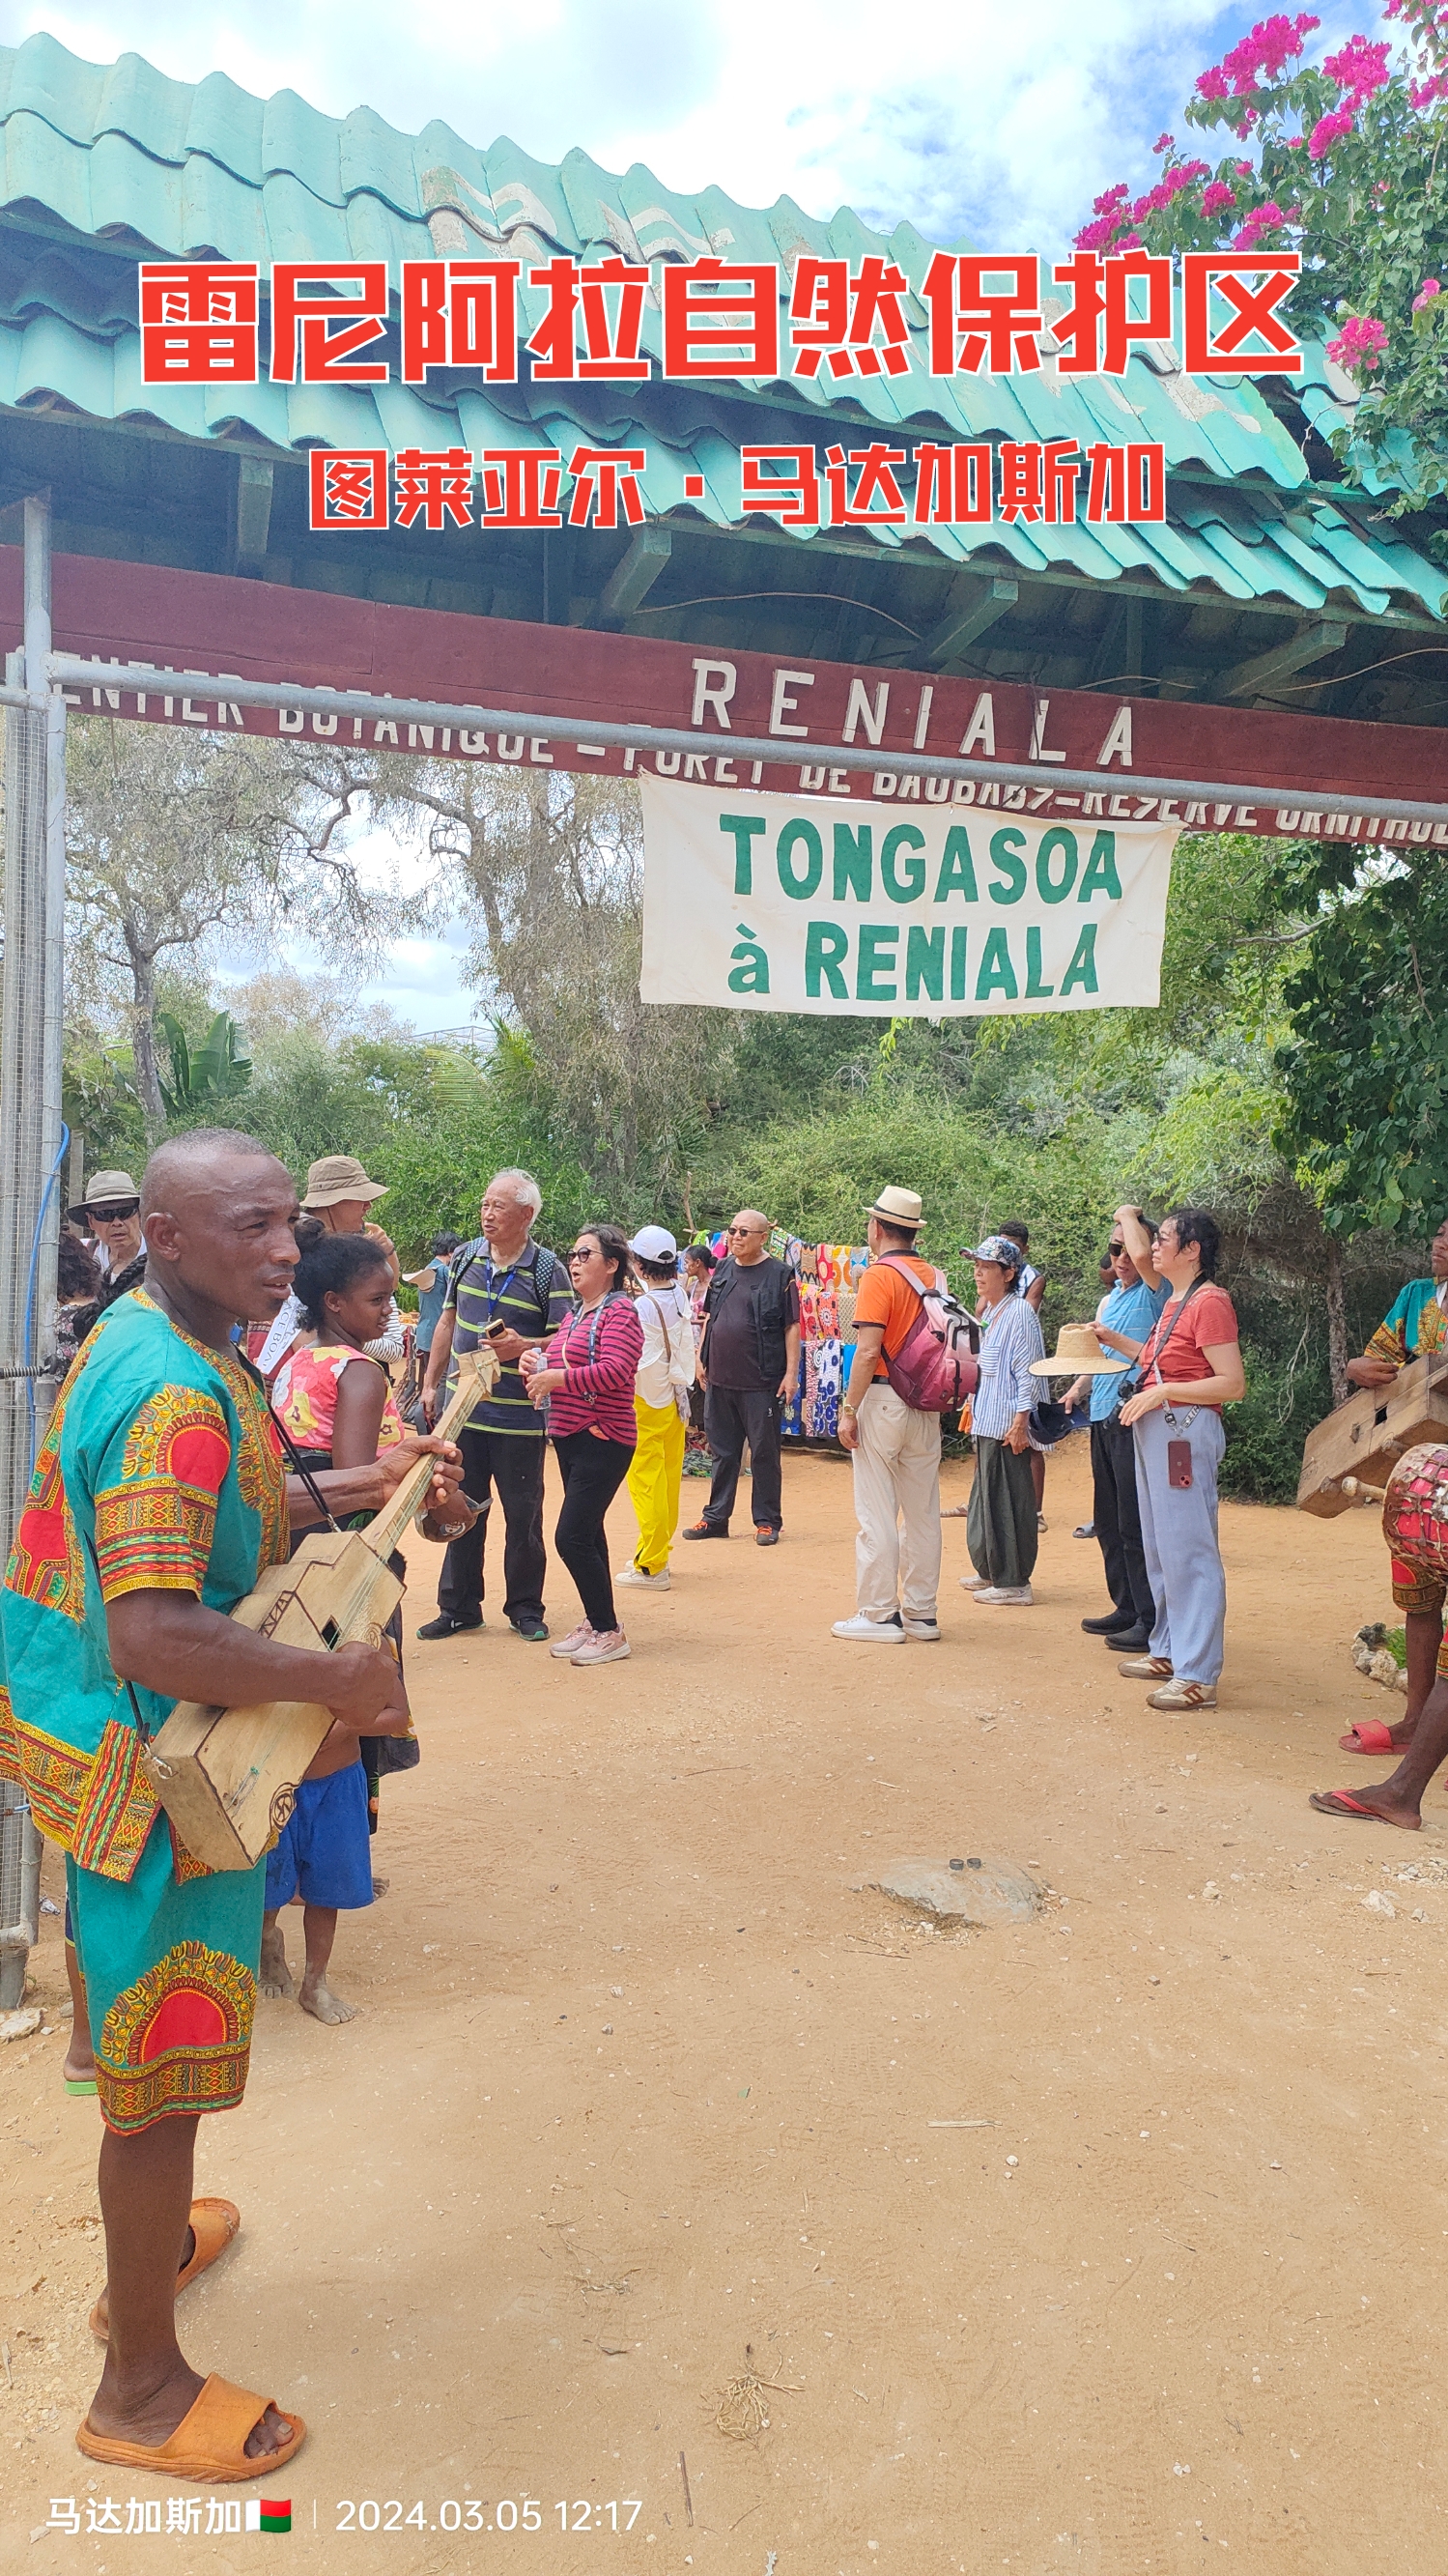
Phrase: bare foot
[
  {"left": 64, "top": 2038, "right": 97, "bottom": 2085},
  {"left": 299, "top": 1971, "right": 356, "bottom": 2025},
  {"left": 259, "top": 1927, "right": 296, "bottom": 1999},
  {"left": 86, "top": 2355, "right": 294, "bottom": 2456}
]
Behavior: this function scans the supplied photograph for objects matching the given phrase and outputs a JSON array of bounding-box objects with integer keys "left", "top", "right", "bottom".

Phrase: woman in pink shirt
[{"left": 523, "top": 1224, "right": 644, "bottom": 1666}]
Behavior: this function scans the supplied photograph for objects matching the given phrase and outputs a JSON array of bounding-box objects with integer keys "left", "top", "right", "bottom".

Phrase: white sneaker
[
  {"left": 902, "top": 1617, "right": 941, "bottom": 1642},
  {"left": 972, "top": 1585, "right": 1035, "bottom": 1606},
  {"left": 551, "top": 1622, "right": 592, "bottom": 1657},
  {"left": 615, "top": 1563, "right": 670, "bottom": 1589},
  {"left": 959, "top": 1572, "right": 989, "bottom": 1591},
  {"left": 572, "top": 1626, "right": 631, "bottom": 1664},
  {"left": 831, "top": 1612, "right": 907, "bottom": 1642}
]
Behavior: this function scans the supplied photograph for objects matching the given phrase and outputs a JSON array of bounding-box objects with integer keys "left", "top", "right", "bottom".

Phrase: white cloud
[{"left": 11, "top": 0, "right": 1288, "bottom": 250}]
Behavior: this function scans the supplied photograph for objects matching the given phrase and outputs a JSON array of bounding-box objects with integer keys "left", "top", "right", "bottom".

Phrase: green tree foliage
[
  {"left": 156, "top": 1011, "right": 253, "bottom": 1123},
  {"left": 65, "top": 722, "right": 406, "bottom": 1141},
  {"left": 1269, "top": 841, "right": 1448, "bottom": 1233}
]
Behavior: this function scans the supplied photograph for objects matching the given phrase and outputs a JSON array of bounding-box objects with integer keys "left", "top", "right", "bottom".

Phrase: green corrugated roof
[{"left": 0, "top": 29, "right": 1442, "bottom": 624}]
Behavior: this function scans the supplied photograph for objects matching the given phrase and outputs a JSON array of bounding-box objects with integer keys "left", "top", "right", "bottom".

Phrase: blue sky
[{"left": 8, "top": 0, "right": 1370, "bottom": 1025}]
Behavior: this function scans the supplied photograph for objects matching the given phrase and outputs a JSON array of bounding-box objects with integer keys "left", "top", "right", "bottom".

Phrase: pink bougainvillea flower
[
  {"left": 1207, "top": 13, "right": 1320, "bottom": 98},
  {"left": 1326, "top": 313, "right": 1388, "bottom": 371},
  {"left": 1231, "top": 199, "right": 1290, "bottom": 249},
  {"left": 1152, "top": 130, "right": 1175, "bottom": 154},
  {"left": 1201, "top": 180, "right": 1237, "bottom": 215},
  {"left": 1323, "top": 34, "right": 1391, "bottom": 98},
  {"left": 1412, "top": 277, "right": 1443, "bottom": 310},
  {"left": 1308, "top": 103, "right": 1356, "bottom": 156}
]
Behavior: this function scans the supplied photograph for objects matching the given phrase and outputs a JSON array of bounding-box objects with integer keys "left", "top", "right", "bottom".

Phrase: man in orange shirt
[{"left": 832, "top": 1188, "right": 943, "bottom": 1643}]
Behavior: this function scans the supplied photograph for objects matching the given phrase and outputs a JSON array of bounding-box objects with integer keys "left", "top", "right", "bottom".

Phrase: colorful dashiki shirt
[
  {"left": 0, "top": 1290, "right": 288, "bottom": 2133},
  {"left": 1366, "top": 1278, "right": 1448, "bottom": 1373},
  {"left": 271, "top": 1341, "right": 405, "bottom": 1456}
]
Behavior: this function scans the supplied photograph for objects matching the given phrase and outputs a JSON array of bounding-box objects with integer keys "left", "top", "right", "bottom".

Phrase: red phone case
[{"left": 1167, "top": 1438, "right": 1193, "bottom": 1489}]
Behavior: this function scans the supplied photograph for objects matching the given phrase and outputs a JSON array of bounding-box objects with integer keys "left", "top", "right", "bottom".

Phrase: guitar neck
[{"left": 360, "top": 1357, "right": 492, "bottom": 1560}]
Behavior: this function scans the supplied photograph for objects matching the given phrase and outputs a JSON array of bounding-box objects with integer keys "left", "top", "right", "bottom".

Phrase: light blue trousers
[{"left": 1132, "top": 1405, "right": 1228, "bottom": 1685}]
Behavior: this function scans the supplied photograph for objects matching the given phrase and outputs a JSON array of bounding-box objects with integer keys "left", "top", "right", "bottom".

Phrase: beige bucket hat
[
  {"left": 70, "top": 1169, "right": 139, "bottom": 1219},
  {"left": 302, "top": 1153, "right": 388, "bottom": 1210}
]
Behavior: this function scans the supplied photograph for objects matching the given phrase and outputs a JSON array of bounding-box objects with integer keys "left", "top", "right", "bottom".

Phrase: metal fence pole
[{"left": 0, "top": 495, "right": 62, "bottom": 2008}]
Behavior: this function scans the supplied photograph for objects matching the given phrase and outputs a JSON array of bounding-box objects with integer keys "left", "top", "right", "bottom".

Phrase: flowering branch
[{"left": 1075, "top": 3, "right": 1448, "bottom": 509}]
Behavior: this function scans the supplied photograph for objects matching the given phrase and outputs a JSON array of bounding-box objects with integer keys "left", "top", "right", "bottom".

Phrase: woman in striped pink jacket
[{"left": 523, "top": 1223, "right": 644, "bottom": 1666}]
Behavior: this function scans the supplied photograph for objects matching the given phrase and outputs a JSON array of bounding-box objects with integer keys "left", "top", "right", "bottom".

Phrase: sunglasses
[
  {"left": 567, "top": 1245, "right": 596, "bottom": 1263},
  {"left": 726, "top": 1224, "right": 762, "bottom": 1238},
  {"left": 89, "top": 1202, "right": 139, "bottom": 1222},
  {"left": 1108, "top": 1242, "right": 1125, "bottom": 1257}
]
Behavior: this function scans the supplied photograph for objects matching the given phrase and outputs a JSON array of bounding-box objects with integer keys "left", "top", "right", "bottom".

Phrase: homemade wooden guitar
[
  {"left": 141, "top": 1349, "right": 495, "bottom": 1871},
  {"left": 1296, "top": 1348, "right": 1448, "bottom": 1518}
]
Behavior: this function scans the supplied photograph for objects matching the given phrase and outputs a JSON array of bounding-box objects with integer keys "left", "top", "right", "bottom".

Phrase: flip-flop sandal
[
  {"left": 1309, "top": 1787, "right": 1421, "bottom": 1829},
  {"left": 64, "top": 2076, "right": 98, "bottom": 2097},
  {"left": 940, "top": 1505, "right": 970, "bottom": 1519},
  {"left": 90, "top": 2197, "right": 241, "bottom": 2342},
  {"left": 1339, "top": 1718, "right": 1400, "bottom": 1755},
  {"left": 75, "top": 2373, "right": 305, "bottom": 2483}
]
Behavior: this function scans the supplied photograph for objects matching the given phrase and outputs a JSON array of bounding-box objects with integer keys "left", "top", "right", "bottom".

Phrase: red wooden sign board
[{"left": 5, "top": 547, "right": 1445, "bottom": 842}]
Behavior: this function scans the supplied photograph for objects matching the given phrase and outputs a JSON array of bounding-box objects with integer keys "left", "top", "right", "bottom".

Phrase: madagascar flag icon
[{"left": 243, "top": 2499, "right": 292, "bottom": 2533}]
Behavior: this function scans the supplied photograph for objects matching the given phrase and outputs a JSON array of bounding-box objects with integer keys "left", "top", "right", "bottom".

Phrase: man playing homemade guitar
[{"left": 0, "top": 1131, "right": 463, "bottom": 2483}]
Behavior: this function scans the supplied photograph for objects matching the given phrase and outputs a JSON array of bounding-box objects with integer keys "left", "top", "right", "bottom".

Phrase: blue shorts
[{"left": 264, "top": 1761, "right": 374, "bottom": 1911}]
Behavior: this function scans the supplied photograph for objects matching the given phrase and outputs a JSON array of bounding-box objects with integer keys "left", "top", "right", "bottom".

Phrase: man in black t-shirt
[{"left": 684, "top": 1210, "right": 800, "bottom": 1546}]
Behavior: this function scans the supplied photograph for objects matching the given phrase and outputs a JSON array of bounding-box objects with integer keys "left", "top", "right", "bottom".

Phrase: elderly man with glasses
[
  {"left": 71, "top": 1170, "right": 143, "bottom": 1276},
  {"left": 683, "top": 1210, "right": 800, "bottom": 1548},
  {"left": 71, "top": 1170, "right": 148, "bottom": 1312}
]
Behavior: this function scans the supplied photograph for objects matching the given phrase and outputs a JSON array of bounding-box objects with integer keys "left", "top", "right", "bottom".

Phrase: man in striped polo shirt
[{"left": 418, "top": 1169, "right": 571, "bottom": 1642}]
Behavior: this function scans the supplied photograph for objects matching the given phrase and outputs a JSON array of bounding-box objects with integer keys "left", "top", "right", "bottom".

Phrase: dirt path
[{"left": 5, "top": 1440, "right": 1447, "bottom": 2576}]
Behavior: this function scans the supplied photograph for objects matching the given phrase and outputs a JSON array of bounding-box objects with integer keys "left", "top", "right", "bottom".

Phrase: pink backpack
[{"left": 875, "top": 1255, "right": 980, "bottom": 1413}]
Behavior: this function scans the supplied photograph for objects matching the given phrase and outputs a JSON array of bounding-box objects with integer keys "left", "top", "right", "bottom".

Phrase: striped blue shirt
[{"left": 972, "top": 1294, "right": 1045, "bottom": 1442}]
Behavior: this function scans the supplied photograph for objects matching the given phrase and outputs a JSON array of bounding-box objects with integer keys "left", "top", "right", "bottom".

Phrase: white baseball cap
[{"left": 629, "top": 1224, "right": 678, "bottom": 1262}]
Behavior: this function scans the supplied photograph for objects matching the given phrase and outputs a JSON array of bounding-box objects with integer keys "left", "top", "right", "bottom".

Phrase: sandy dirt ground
[{"left": 5, "top": 1436, "right": 1448, "bottom": 2576}]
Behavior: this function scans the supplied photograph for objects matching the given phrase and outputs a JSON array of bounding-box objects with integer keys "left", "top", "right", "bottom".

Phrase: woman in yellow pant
[{"left": 618, "top": 1226, "right": 696, "bottom": 1591}]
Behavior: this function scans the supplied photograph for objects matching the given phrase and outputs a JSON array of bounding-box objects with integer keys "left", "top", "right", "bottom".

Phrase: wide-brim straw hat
[
  {"left": 302, "top": 1153, "right": 388, "bottom": 1210},
  {"left": 867, "top": 1187, "right": 923, "bottom": 1229},
  {"left": 1029, "top": 1321, "right": 1130, "bottom": 1377}
]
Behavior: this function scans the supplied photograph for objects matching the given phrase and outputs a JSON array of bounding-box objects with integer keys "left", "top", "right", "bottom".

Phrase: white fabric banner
[{"left": 639, "top": 778, "right": 1180, "bottom": 1016}]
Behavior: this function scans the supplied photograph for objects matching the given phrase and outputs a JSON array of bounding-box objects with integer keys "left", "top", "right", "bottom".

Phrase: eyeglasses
[
  {"left": 726, "top": 1224, "right": 762, "bottom": 1238},
  {"left": 567, "top": 1246, "right": 594, "bottom": 1264},
  {"left": 89, "top": 1203, "right": 139, "bottom": 1223}
]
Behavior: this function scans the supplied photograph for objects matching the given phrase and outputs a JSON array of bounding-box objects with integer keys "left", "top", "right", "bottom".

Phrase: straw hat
[
  {"left": 867, "top": 1187, "right": 923, "bottom": 1229},
  {"left": 1028, "top": 1321, "right": 1130, "bottom": 1377},
  {"left": 302, "top": 1154, "right": 388, "bottom": 1210}
]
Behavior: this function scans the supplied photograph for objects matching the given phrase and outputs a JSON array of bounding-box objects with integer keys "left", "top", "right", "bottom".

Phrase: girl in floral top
[
  {"left": 271, "top": 1235, "right": 406, "bottom": 1467},
  {"left": 263, "top": 1231, "right": 407, "bottom": 2025}
]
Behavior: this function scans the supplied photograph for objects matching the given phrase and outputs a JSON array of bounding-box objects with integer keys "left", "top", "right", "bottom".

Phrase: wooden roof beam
[{"left": 1208, "top": 615, "right": 1349, "bottom": 704}]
